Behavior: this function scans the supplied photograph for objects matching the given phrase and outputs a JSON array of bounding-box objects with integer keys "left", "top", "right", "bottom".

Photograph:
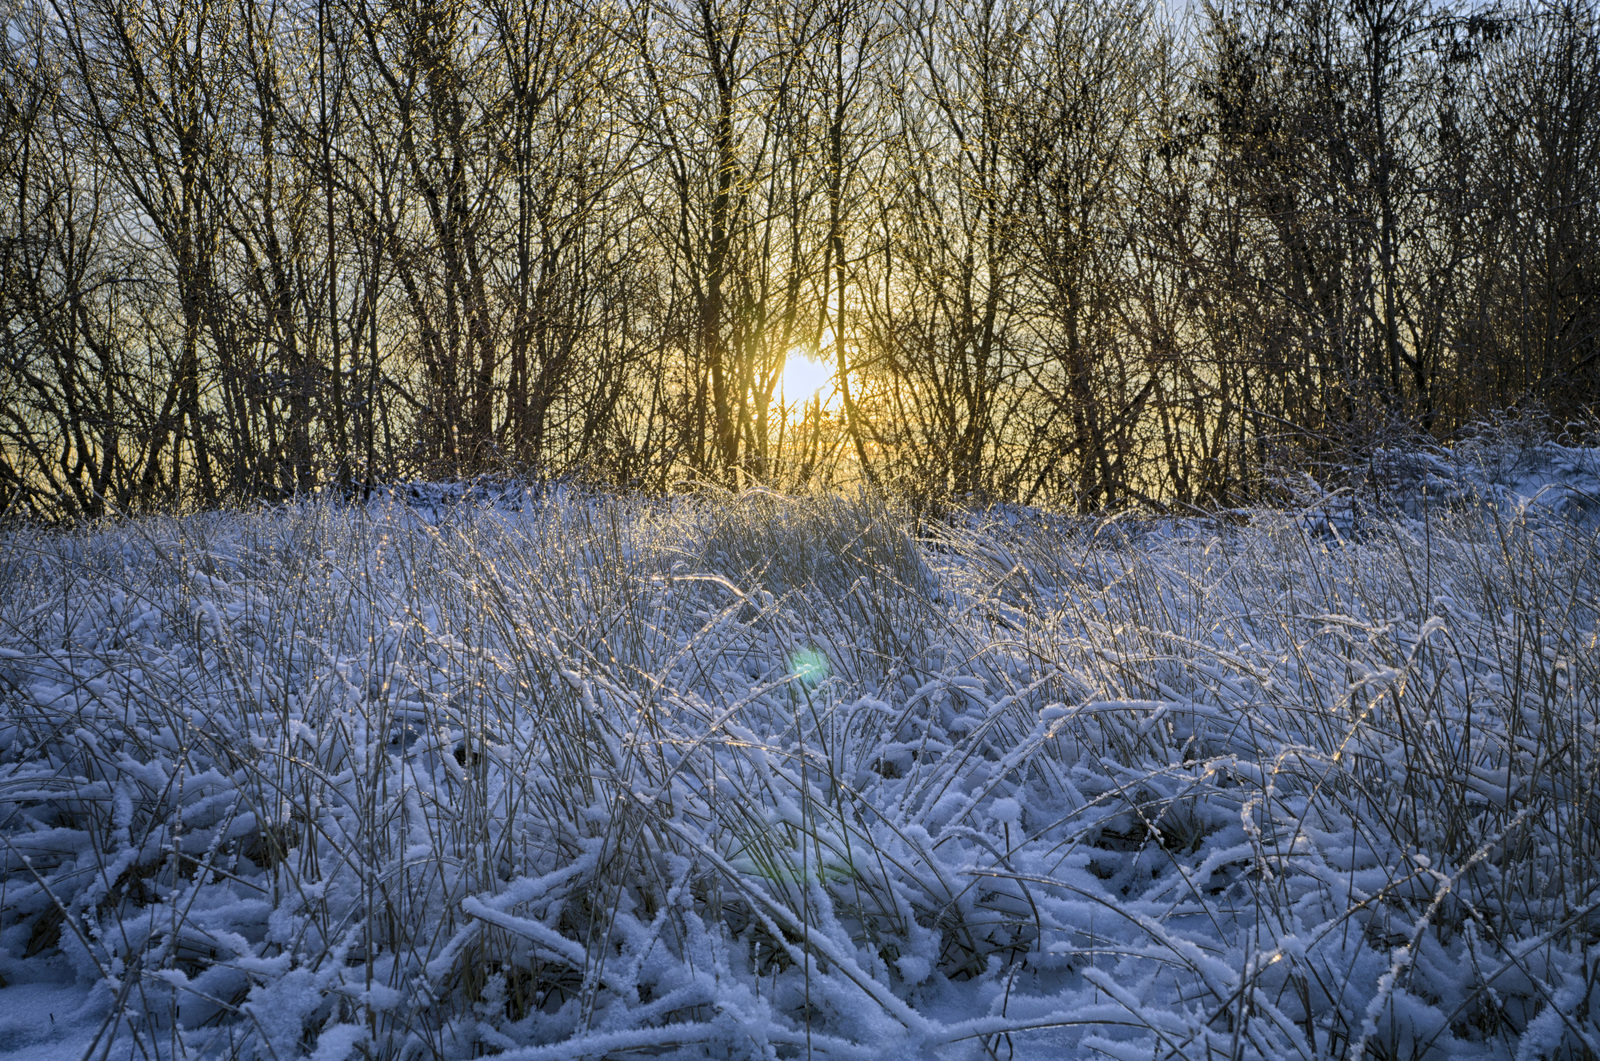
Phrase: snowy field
[{"left": 1, "top": 442, "right": 1597, "bottom": 1059}]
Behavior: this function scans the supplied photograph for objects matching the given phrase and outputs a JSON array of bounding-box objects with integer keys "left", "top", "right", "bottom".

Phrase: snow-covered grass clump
[
  {"left": 0, "top": 488, "right": 1596, "bottom": 1059},
  {"left": 1297, "top": 421, "right": 1600, "bottom": 536}
]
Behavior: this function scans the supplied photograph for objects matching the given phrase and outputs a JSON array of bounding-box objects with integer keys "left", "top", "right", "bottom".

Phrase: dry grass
[{"left": 0, "top": 488, "right": 1595, "bottom": 1059}]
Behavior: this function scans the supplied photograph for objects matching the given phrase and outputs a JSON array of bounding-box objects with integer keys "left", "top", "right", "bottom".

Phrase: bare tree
[{"left": 865, "top": 0, "right": 1039, "bottom": 501}]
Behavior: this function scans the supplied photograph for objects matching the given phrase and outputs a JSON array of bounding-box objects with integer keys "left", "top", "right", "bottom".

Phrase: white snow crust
[{"left": 1, "top": 441, "right": 1597, "bottom": 1059}]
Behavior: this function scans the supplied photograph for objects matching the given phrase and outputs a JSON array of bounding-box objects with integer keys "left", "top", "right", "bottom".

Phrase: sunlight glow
[
  {"left": 788, "top": 646, "right": 830, "bottom": 687},
  {"left": 779, "top": 349, "right": 841, "bottom": 412}
]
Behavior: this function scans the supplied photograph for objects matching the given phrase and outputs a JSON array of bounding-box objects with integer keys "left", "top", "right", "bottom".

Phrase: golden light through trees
[
  {"left": 0, "top": 0, "right": 1595, "bottom": 519},
  {"left": 779, "top": 348, "right": 840, "bottom": 413}
]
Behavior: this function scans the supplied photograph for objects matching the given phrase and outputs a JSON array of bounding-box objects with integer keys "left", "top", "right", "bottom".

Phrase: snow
[
  {"left": 0, "top": 963, "right": 105, "bottom": 1061},
  {"left": 0, "top": 439, "right": 1597, "bottom": 1058}
]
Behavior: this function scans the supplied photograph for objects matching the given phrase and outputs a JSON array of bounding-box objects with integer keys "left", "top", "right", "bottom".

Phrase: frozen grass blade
[{"left": 0, "top": 479, "right": 1595, "bottom": 1058}]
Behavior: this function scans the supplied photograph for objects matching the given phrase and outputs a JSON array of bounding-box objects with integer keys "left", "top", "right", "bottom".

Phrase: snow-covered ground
[{"left": 1, "top": 443, "right": 1597, "bottom": 1059}]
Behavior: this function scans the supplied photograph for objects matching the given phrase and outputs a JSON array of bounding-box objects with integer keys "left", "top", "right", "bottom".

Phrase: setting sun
[{"left": 778, "top": 350, "right": 840, "bottom": 411}]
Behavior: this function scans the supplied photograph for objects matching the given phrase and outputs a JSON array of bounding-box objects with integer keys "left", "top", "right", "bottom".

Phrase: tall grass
[{"left": 0, "top": 489, "right": 1595, "bottom": 1058}]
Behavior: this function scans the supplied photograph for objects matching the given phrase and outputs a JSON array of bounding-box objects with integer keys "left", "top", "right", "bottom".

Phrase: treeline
[{"left": 1, "top": 0, "right": 1595, "bottom": 519}]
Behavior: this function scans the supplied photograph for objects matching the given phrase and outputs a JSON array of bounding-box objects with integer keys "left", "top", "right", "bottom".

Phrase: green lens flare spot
[{"left": 788, "top": 647, "right": 830, "bottom": 687}]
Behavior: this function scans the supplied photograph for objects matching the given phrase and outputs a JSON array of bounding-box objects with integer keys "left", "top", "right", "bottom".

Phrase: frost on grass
[{"left": 0, "top": 482, "right": 1596, "bottom": 1059}]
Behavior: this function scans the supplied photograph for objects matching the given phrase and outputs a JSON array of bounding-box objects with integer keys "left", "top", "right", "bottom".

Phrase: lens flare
[{"left": 788, "top": 647, "right": 830, "bottom": 687}]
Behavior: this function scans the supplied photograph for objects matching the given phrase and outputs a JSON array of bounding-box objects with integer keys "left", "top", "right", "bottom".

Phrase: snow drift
[{"left": 1, "top": 462, "right": 1596, "bottom": 1058}]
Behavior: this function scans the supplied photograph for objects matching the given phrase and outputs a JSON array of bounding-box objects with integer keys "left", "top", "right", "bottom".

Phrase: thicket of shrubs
[{"left": 3, "top": 0, "right": 1597, "bottom": 520}]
